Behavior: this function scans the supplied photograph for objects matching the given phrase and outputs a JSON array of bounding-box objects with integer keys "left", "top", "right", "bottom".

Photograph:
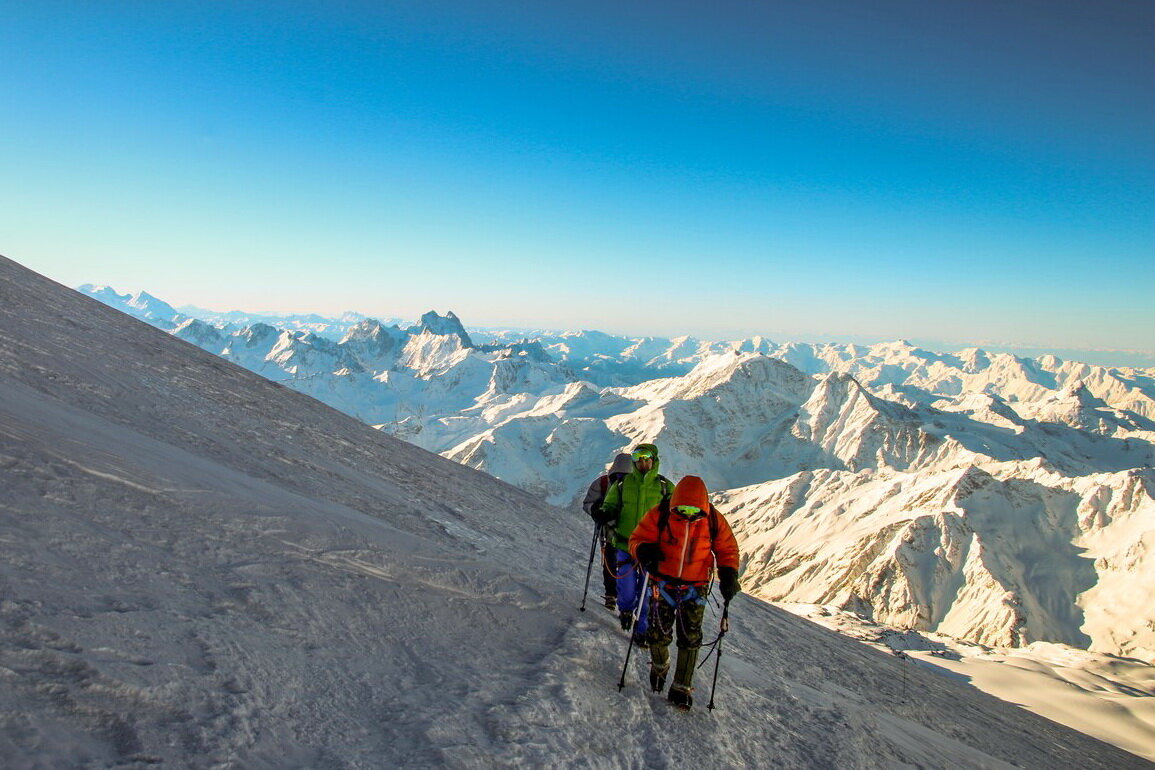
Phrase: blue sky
[{"left": 3, "top": 0, "right": 1153, "bottom": 361}]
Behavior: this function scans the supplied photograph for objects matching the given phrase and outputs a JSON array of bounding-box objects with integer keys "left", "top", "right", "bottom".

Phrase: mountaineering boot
[
  {"left": 619, "top": 611, "right": 633, "bottom": 631},
  {"left": 631, "top": 630, "right": 649, "bottom": 649},
  {"left": 668, "top": 685, "right": 693, "bottom": 710},
  {"left": 604, "top": 594, "right": 617, "bottom": 611},
  {"left": 649, "top": 665, "right": 668, "bottom": 693}
]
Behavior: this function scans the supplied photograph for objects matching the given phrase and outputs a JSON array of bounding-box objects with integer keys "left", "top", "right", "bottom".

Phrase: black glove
[
  {"left": 719, "top": 567, "right": 741, "bottom": 602},
  {"left": 592, "top": 504, "right": 616, "bottom": 526},
  {"left": 636, "top": 543, "right": 661, "bottom": 574}
]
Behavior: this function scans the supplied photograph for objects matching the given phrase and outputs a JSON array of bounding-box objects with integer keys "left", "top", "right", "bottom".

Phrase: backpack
[{"left": 590, "top": 472, "right": 628, "bottom": 519}]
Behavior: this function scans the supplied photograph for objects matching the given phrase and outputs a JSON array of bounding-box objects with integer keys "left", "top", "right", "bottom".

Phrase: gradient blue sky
[{"left": 4, "top": 1, "right": 1153, "bottom": 360}]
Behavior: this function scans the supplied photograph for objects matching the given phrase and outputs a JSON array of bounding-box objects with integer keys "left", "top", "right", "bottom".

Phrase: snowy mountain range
[
  {"left": 76, "top": 284, "right": 1155, "bottom": 670},
  {"left": 5, "top": 257, "right": 1152, "bottom": 766}
]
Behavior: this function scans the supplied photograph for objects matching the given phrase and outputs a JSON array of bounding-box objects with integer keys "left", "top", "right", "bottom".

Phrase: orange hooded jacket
[{"left": 628, "top": 475, "right": 739, "bottom": 584}]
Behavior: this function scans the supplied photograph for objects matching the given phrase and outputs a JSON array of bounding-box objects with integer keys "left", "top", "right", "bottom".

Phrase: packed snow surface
[{"left": 4, "top": 256, "right": 1151, "bottom": 766}]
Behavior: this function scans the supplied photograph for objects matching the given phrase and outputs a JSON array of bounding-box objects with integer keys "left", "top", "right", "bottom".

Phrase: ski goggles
[
  {"left": 673, "top": 504, "right": 705, "bottom": 520},
  {"left": 631, "top": 449, "right": 655, "bottom": 461}
]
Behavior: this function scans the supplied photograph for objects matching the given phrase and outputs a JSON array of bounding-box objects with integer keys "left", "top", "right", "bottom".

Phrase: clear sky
[{"left": 3, "top": 1, "right": 1153, "bottom": 361}]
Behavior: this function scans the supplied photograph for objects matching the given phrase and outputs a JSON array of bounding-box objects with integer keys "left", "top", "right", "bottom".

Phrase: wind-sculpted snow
[
  {"left": 77, "top": 281, "right": 1155, "bottom": 667},
  {"left": 5, "top": 256, "right": 1151, "bottom": 766}
]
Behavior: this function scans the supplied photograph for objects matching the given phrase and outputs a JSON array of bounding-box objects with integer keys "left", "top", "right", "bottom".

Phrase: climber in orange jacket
[{"left": 628, "top": 475, "right": 741, "bottom": 710}]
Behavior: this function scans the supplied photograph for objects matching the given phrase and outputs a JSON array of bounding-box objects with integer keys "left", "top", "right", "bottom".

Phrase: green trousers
[{"left": 647, "top": 596, "right": 705, "bottom": 689}]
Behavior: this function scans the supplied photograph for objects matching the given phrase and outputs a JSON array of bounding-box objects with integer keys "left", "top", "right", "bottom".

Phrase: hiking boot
[
  {"left": 631, "top": 631, "right": 649, "bottom": 649},
  {"left": 604, "top": 594, "right": 617, "bottom": 611},
  {"left": 668, "top": 685, "right": 693, "bottom": 711},
  {"left": 649, "top": 665, "right": 668, "bottom": 693},
  {"left": 619, "top": 612, "right": 633, "bottom": 631}
]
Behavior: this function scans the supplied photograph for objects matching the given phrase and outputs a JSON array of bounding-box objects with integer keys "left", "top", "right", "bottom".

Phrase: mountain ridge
[{"left": 75, "top": 281, "right": 1155, "bottom": 664}]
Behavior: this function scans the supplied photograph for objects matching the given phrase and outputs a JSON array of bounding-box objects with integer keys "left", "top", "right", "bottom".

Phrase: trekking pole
[
  {"left": 617, "top": 570, "right": 651, "bottom": 691},
  {"left": 706, "top": 600, "right": 730, "bottom": 711},
  {"left": 579, "top": 522, "right": 601, "bottom": 612}
]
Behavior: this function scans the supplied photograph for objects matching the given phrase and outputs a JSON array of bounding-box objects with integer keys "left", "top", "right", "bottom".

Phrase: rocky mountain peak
[{"left": 411, "top": 310, "right": 473, "bottom": 347}]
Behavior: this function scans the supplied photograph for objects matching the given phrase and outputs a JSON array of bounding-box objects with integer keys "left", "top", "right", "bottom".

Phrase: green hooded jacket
[{"left": 599, "top": 443, "right": 673, "bottom": 551}]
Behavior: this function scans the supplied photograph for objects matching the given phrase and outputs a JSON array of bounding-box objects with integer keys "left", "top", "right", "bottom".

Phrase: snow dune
[{"left": 1, "top": 255, "right": 1149, "bottom": 767}]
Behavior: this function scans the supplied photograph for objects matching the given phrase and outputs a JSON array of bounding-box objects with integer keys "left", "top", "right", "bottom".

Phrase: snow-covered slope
[
  {"left": 77, "top": 283, "right": 1155, "bottom": 666},
  {"left": 6, "top": 256, "right": 1151, "bottom": 766},
  {"left": 720, "top": 464, "right": 1155, "bottom": 659},
  {"left": 472, "top": 355, "right": 1154, "bottom": 660}
]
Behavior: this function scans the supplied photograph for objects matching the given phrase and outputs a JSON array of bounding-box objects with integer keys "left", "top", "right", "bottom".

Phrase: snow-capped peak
[{"left": 410, "top": 309, "right": 473, "bottom": 347}]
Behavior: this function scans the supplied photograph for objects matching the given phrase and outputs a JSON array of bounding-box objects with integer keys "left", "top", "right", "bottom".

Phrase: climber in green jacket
[{"left": 595, "top": 442, "right": 673, "bottom": 644}]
